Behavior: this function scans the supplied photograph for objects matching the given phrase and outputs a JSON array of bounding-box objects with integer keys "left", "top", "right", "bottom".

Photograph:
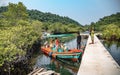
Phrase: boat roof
[{"left": 44, "top": 34, "right": 74, "bottom": 38}]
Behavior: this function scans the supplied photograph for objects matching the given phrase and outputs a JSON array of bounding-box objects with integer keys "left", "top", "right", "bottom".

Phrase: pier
[
  {"left": 77, "top": 35, "right": 120, "bottom": 75},
  {"left": 28, "top": 68, "right": 60, "bottom": 75}
]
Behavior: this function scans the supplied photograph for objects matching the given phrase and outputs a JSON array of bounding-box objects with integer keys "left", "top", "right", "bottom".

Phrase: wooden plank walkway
[
  {"left": 28, "top": 68, "right": 60, "bottom": 75},
  {"left": 77, "top": 35, "right": 120, "bottom": 75}
]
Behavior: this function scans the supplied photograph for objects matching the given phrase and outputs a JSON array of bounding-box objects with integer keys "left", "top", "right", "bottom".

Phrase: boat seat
[{"left": 58, "top": 48, "right": 63, "bottom": 52}]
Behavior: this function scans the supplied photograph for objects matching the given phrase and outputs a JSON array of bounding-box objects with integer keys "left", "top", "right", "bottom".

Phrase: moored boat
[
  {"left": 41, "top": 33, "right": 84, "bottom": 62},
  {"left": 41, "top": 46, "right": 83, "bottom": 62}
]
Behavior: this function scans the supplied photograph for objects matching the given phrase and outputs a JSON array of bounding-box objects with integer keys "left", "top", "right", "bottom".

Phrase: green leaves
[
  {"left": 43, "top": 22, "right": 82, "bottom": 33},
  {"left": 2, "top": 2, "right": 28, "bottom": 26},
  {"left": 0, "top": 20, "right": 42, "bottom": 67},
  {"left": 89, "top": 12, "right": 120, "bottom": 31},
  {"left": 0, "top": 2, "right": 82, "bottom": 69},
  {"left": 102, "top": 24, "right": 120, "bottom": 40},
  {"left": 27, "top": 10, "right": 81, "bottom": 26}
]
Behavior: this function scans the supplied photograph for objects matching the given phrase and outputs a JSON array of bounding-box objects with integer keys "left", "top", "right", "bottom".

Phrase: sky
[{"left": 0, "top": 0, "right": 120, "bottom": 25}]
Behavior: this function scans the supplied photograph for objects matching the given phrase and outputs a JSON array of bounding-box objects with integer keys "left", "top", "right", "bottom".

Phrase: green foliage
[
  {"left": 27, "top": 9, "right": 83, "bottom": 33},
  {"left": 27, "top": 10, "right": 81, "bottom": 26},
  {"left": 0, "top": 6, "right": 8, "bottom": 13},
  {"left": 0, "top": 2, "right": 83, "bottom": 69},
  {"left": 82, "top": 24, "right": 89, "bottom": 31},
  {"left": 0, "top": 6, "right": 8, "bottom": 18},
  {"left": 0, "top": 6, "right": 83, "bottom": 32},
  {"left": 0, "top": 2, "right": 42, "bottom": 68},
  {"left": 87, "top": 12, "right": 120, "bottom": 40},
  {"left": 92, "top": 12, "right": 120, "bottom": 31},
  {"left": 0, "top": 20, "right": 42, "bottom": 66},
  {"left": 42, "top": 22, "right": 82, "bottom": 33},
  {"left": 48, "top": 22, "right": 68, "bottom": 33},
  {"left": 2, "top": 2, "right": 28, "bottom": 25},
  {"left": 102, "top": 24, "right": 120, "bottom": 40}
]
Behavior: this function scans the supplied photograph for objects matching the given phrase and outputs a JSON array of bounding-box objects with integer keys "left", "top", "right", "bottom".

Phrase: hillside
[
  {"left": 0, "top": 6, "right": 83, "bottom": 33},
  {"left": 97, "top": 13, "right": 120, "bottom": 25},
  {"left": 27, "top": 10, "right": 81, "bottom": 26},
  {"left": 0, "top": 6, "right": 81, "bottom": 26},
  {"left": 0, "top": 2, "right": 83, "bottom": 72},
  {"left": 93, "top": 12, "right": 120, "bottom": 31},
  {"left": 88, "top": 12, "right": 120, "bottom": 40}
]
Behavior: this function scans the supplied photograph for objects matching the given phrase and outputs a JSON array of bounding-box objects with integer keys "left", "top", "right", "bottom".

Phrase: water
[
  {"left": 34, "top": 55, "right": 79, "bottom": 75},
  {"left": 101, "top": 40, "right": 120, "bottom": 66},
  {"left": 34, "top": 36, "right": 88, "bottom": 75},
  {"left": 65, "top": 38, "right": 87, "bottom": 50}
]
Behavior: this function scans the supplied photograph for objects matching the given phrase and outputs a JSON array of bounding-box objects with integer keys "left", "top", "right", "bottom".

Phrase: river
[
  {"left": 33, "top": 36, "right": 88, "bottom": 75},
  {"left": 100, "top": 40, "right": 120, "bottom": 66},
  {"left": 11, "top": 35, "right": 120, "bottom": 75},
  {"left": 31, "top": 35, "right": 120, "bottom": 75},
  {"left": 0, "top": 35, "right": 88, "bottom": 75}
]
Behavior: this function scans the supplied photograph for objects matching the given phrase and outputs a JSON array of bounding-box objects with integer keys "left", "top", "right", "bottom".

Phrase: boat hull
[{"left": 41, "top": 47, "right": 83, "bottom": 62}]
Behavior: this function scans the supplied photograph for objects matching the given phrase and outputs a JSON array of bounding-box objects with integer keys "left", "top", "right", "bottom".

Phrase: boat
[
  {"left": 41, "top": 34, "right": 83, "bottom": 62},
  {"left": 41, "top": 47, "right": 83, "bottom": 62}
]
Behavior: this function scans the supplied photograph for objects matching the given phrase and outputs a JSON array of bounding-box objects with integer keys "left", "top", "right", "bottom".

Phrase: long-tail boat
[{"left": 41, "top": 34, "right": 83, "bottom": 62}]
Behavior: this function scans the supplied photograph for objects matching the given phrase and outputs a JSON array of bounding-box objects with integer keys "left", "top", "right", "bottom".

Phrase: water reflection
[
  {"left": 102, "top": 40, "right": 120, "bottom": 66},
  {"left": 66, "top": 38, "right": 87, "bottom": 49},
  {"left": 34, "top": 37, "right": 88, "bottom": 75},
  {"left": 34, "top": 54, "right": 79, "bottom": 75},
  {"left": 34, "top": 55, "right": 51, "bottom": 68}
]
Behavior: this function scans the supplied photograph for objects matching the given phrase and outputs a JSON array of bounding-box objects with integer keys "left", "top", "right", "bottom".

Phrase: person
[
  {"left": 57, "top": 43, "right": 68, "bottom": 52},
  {"left": 63, "top": 44, "right": 68, "bottom": 52},
  {"left": 91, "top": 29, "right": 94, "bottom": 44},
  {"left": 55, "top": 37, "right": 59, "bottom": 47},
  {"left": 77, "top": 32, "right": 81, "bottom": 49},
  {"left": 54, "top": 37, "right": 59, "bottom": 52},
  {"left": 49, "top": 39, "right": 54, "bottom": 48},
  {"left": 57, "top": 44, "right": 63, "bottom": 52},
  {"left": 44, "top": 41, "right": 48, "bottom": 48}
]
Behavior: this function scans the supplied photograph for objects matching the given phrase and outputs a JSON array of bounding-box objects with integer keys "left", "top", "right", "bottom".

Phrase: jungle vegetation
[
  {"left": 0, "top": 2, "right": 83, "bottom": 72},
  {"left": 88, "top": 13, "right": 120, "bottom": 40}
]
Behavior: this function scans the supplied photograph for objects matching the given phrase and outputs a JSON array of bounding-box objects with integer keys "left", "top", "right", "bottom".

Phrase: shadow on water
[{"left": 99, "top": 38, "right": 120, "bottom": 66}]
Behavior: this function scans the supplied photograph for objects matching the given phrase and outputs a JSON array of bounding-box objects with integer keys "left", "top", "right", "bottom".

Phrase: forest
[
  {"left": 89, "top": 12, "right": 120, "bottom": 40},
  {"left": 0, "top": 2, "right": 83, "bottom": 74},
  {"left": 0, "top": 2, "right": 120, "bottom": 74}
]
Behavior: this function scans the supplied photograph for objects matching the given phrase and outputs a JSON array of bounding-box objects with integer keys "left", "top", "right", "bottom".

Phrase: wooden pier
[
  {"left": 77, "top": 35, "right": 120, "bottom": 75},
  {"left": 28, "top": 68, "right": 60, "bottom": 75}
]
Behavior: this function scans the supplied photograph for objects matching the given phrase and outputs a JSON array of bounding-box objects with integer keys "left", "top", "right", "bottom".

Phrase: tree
[
  {"left": 91, "top": 12, "right": 120, "bottom": 31},
  {"left": 2, "top": 2, "right": 28, "bottom": 25},
  {"left": 17, "top": 2, "right": 28, "bottom": 20},
  {"left": 102, "top": 24, "right": 120, "bottom": 40}
]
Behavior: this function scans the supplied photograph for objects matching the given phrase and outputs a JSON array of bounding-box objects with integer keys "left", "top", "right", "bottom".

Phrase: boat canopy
[{"left": 44, "top": 34, "right": 74, "bottom": 38}]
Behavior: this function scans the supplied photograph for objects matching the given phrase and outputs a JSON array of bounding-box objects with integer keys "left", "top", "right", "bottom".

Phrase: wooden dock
[
  {"left": 28, "top": 68, "right": 60, "bottom": 75},
  {"left": 77, "top": 35, "right": 120, "bottom": 75}
]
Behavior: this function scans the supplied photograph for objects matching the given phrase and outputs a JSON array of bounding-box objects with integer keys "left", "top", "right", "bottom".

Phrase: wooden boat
[
  {"left": 41, "top": 46, "right": 83, "bottom": 62},
  {"left": 41, "top": 34, "right": 83, "bottom": 62}
]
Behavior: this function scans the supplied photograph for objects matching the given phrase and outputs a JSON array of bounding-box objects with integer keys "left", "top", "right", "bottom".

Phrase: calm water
[
  {"left": 34, "top": 37, "right": 87, "bottom": 75},
  {"left": 33, "top": 36, "right": 119, "bottom": 75},
  {"left": 101, "top": 40, "right": 120, "bottom": 66}
]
